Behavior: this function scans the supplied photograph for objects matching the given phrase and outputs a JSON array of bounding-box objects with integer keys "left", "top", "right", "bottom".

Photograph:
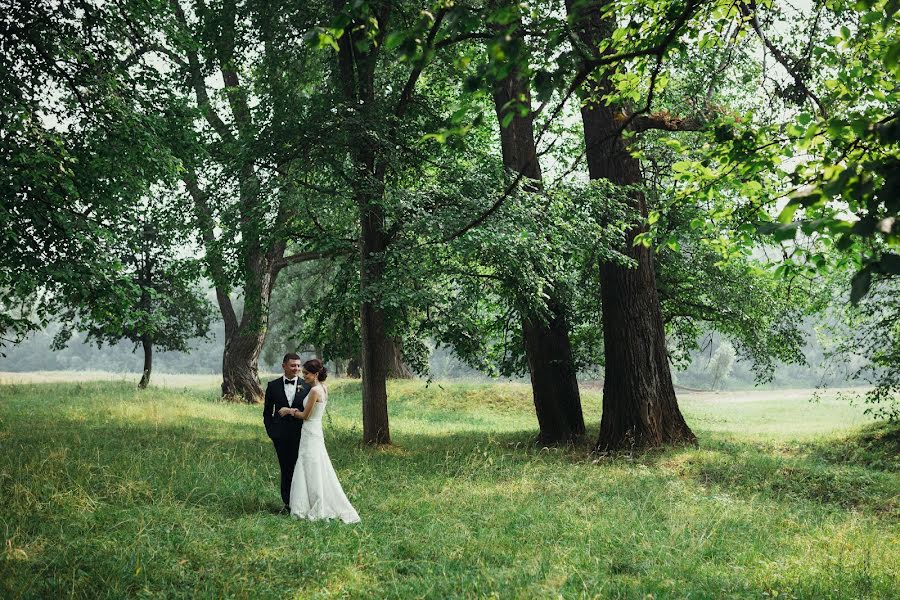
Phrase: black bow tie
[{"left": 284, "top": 379, "right": 297, "bottom": 385}]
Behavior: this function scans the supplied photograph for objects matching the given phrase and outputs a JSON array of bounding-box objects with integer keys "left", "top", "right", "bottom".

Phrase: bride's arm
[{"left": 295, "top": 387, "right": 321, "bottom": 420}]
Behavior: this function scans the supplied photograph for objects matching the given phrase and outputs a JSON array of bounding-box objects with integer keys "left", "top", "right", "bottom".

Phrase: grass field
[{"left": 0, "top": 376, "right": 897, "bottom": 599}]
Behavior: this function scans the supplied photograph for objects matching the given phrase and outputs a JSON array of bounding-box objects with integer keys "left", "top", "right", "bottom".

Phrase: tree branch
[
  {"left": 629, "top": 111, "right": 705, "bottom": 133},
  {"left": 217, "top": 0, "right": 254, "bottom": 138},
  {"left": 274, "top": 249, "right": 351, "bottom": 272},
  {"left": 169, "top": 0, "right": 236, "bottom": 144},
  {"left": 182, "top": 169, "right": 238, "bottom": 337},
  {"left": 441, "top": 0, "right": 705, "bottom": 243},
  {"left": 738, "top": 0, "right": 827, "bottom": 117},
  {"left": 114, "top": 0, "right": 188, "bottom": 69},
  {"left": 394, "top": 8, "right": 448, "bottom": 119},
  {"left": 435, "top": 31, "right": 493, "bottom": 49}
]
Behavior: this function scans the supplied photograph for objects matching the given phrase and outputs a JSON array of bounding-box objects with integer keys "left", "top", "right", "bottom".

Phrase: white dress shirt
[{"left": 283, "top": 379, "right": 298, "bottom": 407}]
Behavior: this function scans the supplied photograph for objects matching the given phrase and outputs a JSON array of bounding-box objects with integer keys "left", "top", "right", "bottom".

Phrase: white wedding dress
[{"left": 289, "top": 385, "right": 360, "bottom": 524}]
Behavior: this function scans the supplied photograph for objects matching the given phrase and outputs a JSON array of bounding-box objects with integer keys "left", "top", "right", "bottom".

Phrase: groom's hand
[{"left": 277, "top": 407, "right": 293, "bottom": 417}]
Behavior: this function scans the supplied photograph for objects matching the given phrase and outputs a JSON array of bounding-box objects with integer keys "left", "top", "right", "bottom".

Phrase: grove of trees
[{"left": 3, "top": 0, "right": 897, "bottom": 448}]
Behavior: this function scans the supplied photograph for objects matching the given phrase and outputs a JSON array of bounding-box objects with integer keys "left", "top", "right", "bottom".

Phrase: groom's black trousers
[{"left": 272, "top": 430, "right": 302, "bottom": 506}]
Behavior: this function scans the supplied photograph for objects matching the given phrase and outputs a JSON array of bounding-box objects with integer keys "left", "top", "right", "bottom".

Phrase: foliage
[
  {"left": 50, "top": 200, "right": 213, "bottom": 362},
  {"left": 651, "top": 0, "right": 899, "bottom": 413},
  {"left": 262, "top": 257, "right": 362, "bottom": 370},
  {"left": 824, "top": 278, "right": 900, "bottom": 419},
  {"left": 654, "top": 0, "right": 898, "bottom": 293},
  {"left": 0, "top": 0, "right": 182, "bottom": 349},
  {"left": 417, "top": 177, "right": 636, "bottom": 377},
  {"left": 5, "top": 0, "right": 897, "bottom": 417}
]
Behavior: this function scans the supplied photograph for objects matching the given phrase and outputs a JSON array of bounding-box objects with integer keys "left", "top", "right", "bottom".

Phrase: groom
[{"left": 264, "top": 353, "right": 311, "bottom": 513}]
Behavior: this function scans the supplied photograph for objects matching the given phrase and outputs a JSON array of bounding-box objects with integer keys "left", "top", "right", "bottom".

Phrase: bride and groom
[{"left": 263, "top": 353, "right": 360, "bottom": 524}]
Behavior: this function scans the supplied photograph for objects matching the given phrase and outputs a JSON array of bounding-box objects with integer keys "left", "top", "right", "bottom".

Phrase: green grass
[{"left": 0, "top": 378, "right": 897, "bottom": 599}]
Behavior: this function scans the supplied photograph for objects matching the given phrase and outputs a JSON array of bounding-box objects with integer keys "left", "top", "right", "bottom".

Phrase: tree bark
[
  {"left": 221, "top": 330, "right": 266, "bottom": 401},
  {"left": 138, "top": 335, "right": 152, "bottom": 389},
  {"left": 522, "top": 300, "right": 585, "bottom": 443},
  {"left": 490, "top": 17, "right": 585, "bottom": 443},
  {"left": 334, "top": 8, "right": 392, "bottom": 444},
  {"left": 346, "top": 355, "right": 361, "bottom": 378},
  {"left": 386, "top": 339, "right": 413, "bottom": 379},
  {"left": 359, "top": 200, "right": 391, "bottom": 443},
  {"left": 566, "top": 0, "right": 696, "bottom": 451},
  {"left": 567, "top": 0, "right": 695, "bottom": 451},
  {"left": 220, "top": 251, "right": 281, "bottom": 403}
]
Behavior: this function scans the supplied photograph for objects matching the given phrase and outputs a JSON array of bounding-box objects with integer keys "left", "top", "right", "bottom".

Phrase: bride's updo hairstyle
[{"left": 303, "top": 358, "right": 328, "bottom": 382}]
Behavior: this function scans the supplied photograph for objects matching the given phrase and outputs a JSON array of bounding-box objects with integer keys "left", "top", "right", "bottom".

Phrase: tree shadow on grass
[
  {"left": 7, "top": 402, "right": 897, "bottom": 520},
  {"left": 4, "top": 407, "right": 898, "bottom": 599},
  {"left": 639, "top": 425, "right": 899, "bottom": 515}
]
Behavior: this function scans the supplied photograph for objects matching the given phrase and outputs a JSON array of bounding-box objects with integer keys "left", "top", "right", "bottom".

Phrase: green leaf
[
  {"left": 773, "top": 223, "right": 799, "bottom": 242},
  {"left": 633, "top": 231, "right": 652, "bottom": 248},
  {"left": 884, "top": 40, "right": 900, "bottom": 75},
  {"left": 777, "top": 202, "right": 799, "bottom": 224},
  {"left": 384, "top": 32, "right": 407, "bottom": 51}
]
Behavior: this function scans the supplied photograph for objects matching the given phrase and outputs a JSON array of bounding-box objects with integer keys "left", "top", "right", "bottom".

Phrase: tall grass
[{"left": 1, "top": 379, "right": 897, "bottom": 598}]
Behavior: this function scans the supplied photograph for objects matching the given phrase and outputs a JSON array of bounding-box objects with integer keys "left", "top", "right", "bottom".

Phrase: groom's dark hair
[{"left": 282, "top": 352, "right": 301, "bottom": 363}]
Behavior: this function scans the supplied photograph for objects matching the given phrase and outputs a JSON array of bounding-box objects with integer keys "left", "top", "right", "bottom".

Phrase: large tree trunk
[
  {"left": 522, "top": 301, "right": 585, "bottom": 443},
  {"left": 218, "top": 254, "right": 279, "bottom": 404},
  {"left": 567, "top": 0, "right": 695, "bottom": 450},
  {"left": 221, "top": 329, "right": 266, "bottom": 402},
  {"left": 490, "top": 18, "right": 585, "bottom": 443},
  {"left": 334, "top": 11, "right": 392, "bottom": 444},
  {"left": 359, "top": 201, "right": 391, "bottom": 443},
  {"left": 138, "top": 335, "right": 152, "bottom": 389}
]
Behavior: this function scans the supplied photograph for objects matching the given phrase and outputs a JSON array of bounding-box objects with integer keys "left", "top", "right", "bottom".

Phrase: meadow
[{"left": 0, "top": 375, "right": 897, "bottom": 599}]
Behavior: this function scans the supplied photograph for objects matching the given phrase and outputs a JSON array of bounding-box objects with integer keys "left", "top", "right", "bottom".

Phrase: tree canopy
[{"left": 3, "top": 0, "right": 897, "bottom": 444}]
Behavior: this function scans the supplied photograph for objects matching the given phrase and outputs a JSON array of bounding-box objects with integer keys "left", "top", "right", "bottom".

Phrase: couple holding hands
[{"left": 263, "top": 353, "right": 360, "bottom": 524}]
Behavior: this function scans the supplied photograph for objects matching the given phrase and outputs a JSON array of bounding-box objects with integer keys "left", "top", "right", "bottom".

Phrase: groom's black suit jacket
[{"left": 263, "top": 377, "right": 311, "bottom": 440}]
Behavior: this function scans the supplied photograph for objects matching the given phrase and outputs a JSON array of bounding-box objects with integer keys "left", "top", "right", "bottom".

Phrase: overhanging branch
[
  {"left": 274, "top": 249, "right": 350, "bottom": 272},
  {"left": 738, "top": 0, "right": 827, "bottom": 117}
]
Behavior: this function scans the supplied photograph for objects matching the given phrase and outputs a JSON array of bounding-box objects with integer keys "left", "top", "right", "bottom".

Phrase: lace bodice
[{"left": 304, "top": 385, "right": 328, "bottom": 424}]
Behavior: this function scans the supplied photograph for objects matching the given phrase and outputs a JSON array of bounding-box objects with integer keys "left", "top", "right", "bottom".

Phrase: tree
[
  {"left": 1, "top": 0, "right": 184, "bottom": 353},
  {"left": 566, "top": 0, "right": 698, "bottom": 450},
  {"left": 659, "top": 0, "right": 898, "bottom": 413},
  {"left": 94, "top": 0, "right": 359, "bottom": 402},
  {"left": 709, "top": 340, "right": 736, "bottom": 390},
  {"left": 166, "top": 0, "right": 344, "bottom": 402},
  {"left": 52, "top": 200, "right": 212, "bottom": 388},
  {"left": 486, "top": 6, "right": 585, "bottom": 443}
]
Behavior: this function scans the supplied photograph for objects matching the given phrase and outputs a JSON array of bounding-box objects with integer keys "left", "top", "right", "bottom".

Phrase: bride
[{"left": 287, "top": 359, "right": 360, "bottom": 524}]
